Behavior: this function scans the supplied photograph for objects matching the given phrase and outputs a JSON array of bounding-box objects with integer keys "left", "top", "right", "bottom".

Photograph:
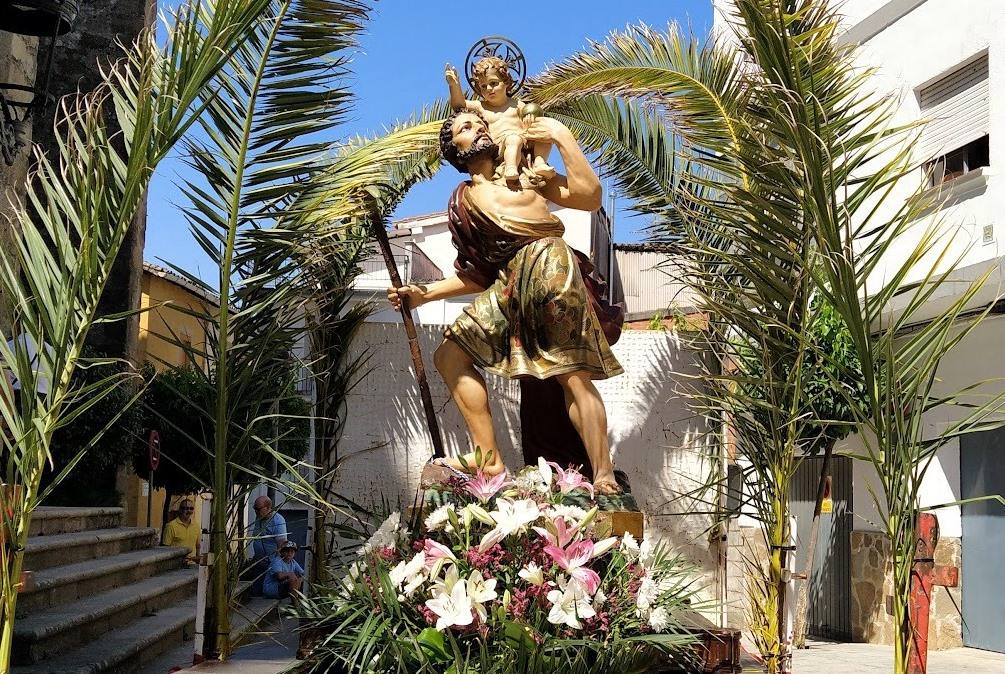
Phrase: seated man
[
  {"left": 263, "top": 540, "right": 305, "bottom": 601},
  {"left": 162, "top": 498, "right": 199, "bottom": 563},
  {"left": 247, "top": 495, "right": 287, "bottom": 595}
]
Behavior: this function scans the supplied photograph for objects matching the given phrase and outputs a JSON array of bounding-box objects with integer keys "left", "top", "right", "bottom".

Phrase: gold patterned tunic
[{"left": 443, "top": 182, "right": 623, "bottom": 380}]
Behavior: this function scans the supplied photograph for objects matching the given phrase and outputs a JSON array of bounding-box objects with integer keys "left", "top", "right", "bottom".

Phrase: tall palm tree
[
  {"left": 529, "top": 22, "right": 820, "bottom": 670},
  {"left": 528, "top": 2, "right": 1005, "bottom": 671},
  {"left": 0, "top": 0, "right": 293, "bottom": 667},
  {"left": 154, "top": 1, "right": 450, "bottom": 654}
]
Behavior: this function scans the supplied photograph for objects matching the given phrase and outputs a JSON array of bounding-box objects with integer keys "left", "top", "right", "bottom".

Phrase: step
[
  {"left": 25, "top": 527, "right": 158, "bottom": 571},
  {"left": 30, "top": 507, "right": 124, "bottom": 537},
  {"left": 18, "top": 547, "right": 189, "bottom": 615},
  {"left": 230, "top": 595, "right": 284, "bottom": 649},
  {"left": 137, "top": 595, "right": 283, "bottom": 674},
  {"left": 12, "top": 599, "right": 197, "bottom": 674},
  {"left": 13, "top": 567, "right": 198, "bottom": 665}
]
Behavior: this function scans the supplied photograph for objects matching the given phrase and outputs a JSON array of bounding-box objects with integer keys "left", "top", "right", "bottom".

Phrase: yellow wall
[
  {"left": 121, "top": 268, "right": 216, "bottom": 530},
  {"left": 138, "top": 271, "right": 213, "bottom": 372}
]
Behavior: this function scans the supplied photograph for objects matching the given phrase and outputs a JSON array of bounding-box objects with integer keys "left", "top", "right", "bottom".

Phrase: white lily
[
  {"left": 546, "top": 583, "right": 596, "bottom": 629},
  {"left": 591, "top": 536, "right": 619, "bottom": 558},
  {"left": 537, "top": 457, "right": 554, "bottom": 493},
  {"left": 492, "top": 498, "right": 541, "bottom": 532},
  {"left": 547, "top": 503, "right": 587, "bottom": 524},
  {"left": 389, "top": 551, "right": 425, "bottom": 590},
  {"left": 462, "top": 503, "right": 496, "bottom": 527},
  {"left": 518, "top": 562, "right": 545, "bottom": 586},
  {"left": 478, "top": 498, "right": 541, "bottom": 552},
  {"left": 430, "top": 564, "right": 461, "bottom": 597},
  {"left": 467, "top": 569, "right": 498, "bottom": 621},
  {"left": 425, "top": 578, "right": 474, "bottom": 631}
]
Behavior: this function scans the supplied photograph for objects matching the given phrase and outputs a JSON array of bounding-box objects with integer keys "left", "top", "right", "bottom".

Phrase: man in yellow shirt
[{"left": 162, "top": 499, "right": 199, "bottom": 562}]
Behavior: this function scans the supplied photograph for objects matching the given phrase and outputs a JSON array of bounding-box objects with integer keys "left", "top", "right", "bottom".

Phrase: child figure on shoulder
[{"left": 445, "top": 56, "right": 555, "bottom": 185}]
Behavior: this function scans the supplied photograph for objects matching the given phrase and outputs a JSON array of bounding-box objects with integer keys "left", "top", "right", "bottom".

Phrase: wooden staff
[{"left": 371, "top": 221, "right": 445, "bottom": 459}]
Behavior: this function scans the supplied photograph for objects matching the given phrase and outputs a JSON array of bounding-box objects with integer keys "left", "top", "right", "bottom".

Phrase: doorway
[{"left": 960, "top": 430, "right": 1005, "bottom": 653}]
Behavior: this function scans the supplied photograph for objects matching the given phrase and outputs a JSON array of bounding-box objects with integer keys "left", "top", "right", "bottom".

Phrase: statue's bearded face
[{"left": 450, "top": 112, "right": 497, "bottom": 169}]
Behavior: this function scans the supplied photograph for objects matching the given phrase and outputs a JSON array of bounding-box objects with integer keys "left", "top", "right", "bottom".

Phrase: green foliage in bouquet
[{"left": 295, "top": 460, "right": 705, "bottom": 674}]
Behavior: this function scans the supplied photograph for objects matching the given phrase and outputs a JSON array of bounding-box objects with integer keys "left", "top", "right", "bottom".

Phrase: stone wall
[
  {"left": 850, "top": 530, "right": 962, "bottom": 650},
  {"left": 33, "top": 0, "right": 156, "bottom": 360},
  {"left": 725, "top": 525, "right": 770, "bottom": 632},
  {"left": 0, "top": 0, "right": 153, "bottom": 354},
  {"left": 0, "top": 31, "right": 38, "bottom": 330}
]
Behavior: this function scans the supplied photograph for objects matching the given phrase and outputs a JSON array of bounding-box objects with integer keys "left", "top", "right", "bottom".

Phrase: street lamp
[{"left": 0, "top": 0, "right": 79, "bottom": 165}]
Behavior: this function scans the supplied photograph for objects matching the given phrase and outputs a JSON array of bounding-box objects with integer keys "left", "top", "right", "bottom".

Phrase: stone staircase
[{"left": 13, "top": 506, "right": 198, "bottom": 674}]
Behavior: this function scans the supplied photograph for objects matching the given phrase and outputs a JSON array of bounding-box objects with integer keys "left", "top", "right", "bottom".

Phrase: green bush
[
  {"left": 42, "top": 357, "right": 148, "bottom": 506},
  {"left": 133, "top": 364, "right": 311, "bottom": 496}
]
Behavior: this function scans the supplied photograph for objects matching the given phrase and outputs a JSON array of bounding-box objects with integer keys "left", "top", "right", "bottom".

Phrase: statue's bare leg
[
  {"left": 433, "top": 339, "right": 505, "bottom": 475},
  {"left": 555, "top": 371, "right": 619, "bottom": 495},
  {"left": 502, "top": 135, "right": 522, "bottom": 182}
]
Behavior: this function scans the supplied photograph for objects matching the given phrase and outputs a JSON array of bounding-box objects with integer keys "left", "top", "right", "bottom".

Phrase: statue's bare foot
[
  {"left": 593, "top": 469, "right": 622, "bottom": 496},
  {"left": 504, "top": 165, "right": 520, "bottom": 182},
  {"left": 532, "top": 158, "right": 556, "bottom": 180},
  {"left": 440, "top": 451, "right": 506, "bottom": 477}
]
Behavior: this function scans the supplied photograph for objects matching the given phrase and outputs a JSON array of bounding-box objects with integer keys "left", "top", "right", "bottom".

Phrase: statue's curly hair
[
  {"left": 439, "top": 109, "right": 490, "bottom": 173},
  {"left": 471, "top": 56, "right": 515, "bottom": 91}
]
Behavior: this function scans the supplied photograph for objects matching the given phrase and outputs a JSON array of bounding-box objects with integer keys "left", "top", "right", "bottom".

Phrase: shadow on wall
[
  {"left": 597, "top": 330, "right": 716, "bottom": 577},
  {"left": 335, "top": 323, "right": 522, "bottom": 514},
  {"left": 336, "top": 324, "right": 714, "bottom": 575}
]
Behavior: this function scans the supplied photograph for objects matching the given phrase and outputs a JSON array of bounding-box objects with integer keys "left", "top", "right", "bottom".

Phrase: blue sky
[{"left": 145, "top": 0, "right": 712, "bottom": 281}]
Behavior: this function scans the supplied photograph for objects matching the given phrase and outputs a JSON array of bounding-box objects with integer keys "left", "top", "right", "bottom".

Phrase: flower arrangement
[{"left": 295, "top": 459, "right": 703, "bottom": 674}]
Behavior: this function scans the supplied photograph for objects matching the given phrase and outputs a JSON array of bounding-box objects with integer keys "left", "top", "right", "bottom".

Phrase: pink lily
[
  {"left": 549, "top": 462, "right": 595, "bottom": 498},
  {"left": 465, "top": 470, "right": 510, "bottom": 503},
  {"left": 532, "top": 515, "right": 578, "bottom": 549},
  {"left": 422, "top": 539, "right": 457, "bottom": 571},
  {"left": 544, "top": 540, "right": 601, "bottom": 595}
]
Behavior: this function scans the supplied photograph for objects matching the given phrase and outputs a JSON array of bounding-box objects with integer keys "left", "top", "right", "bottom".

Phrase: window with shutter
[{"left": 917, "top": 53, "right": 989, "bottom": 162}]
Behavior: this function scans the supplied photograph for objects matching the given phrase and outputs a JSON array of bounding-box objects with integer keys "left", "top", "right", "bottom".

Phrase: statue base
[{"left": 414, "top": 463, "right": 644, "bottom": 540}]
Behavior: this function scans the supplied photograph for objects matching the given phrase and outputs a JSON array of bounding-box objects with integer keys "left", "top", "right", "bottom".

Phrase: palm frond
[{"left": 529, "top": 23, "right": 747, "bottom": 156}]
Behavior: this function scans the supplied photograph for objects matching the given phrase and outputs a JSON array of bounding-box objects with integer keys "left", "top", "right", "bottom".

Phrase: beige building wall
[{"left": 119, "top": 265, "right": 217, "bottom": 530}]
